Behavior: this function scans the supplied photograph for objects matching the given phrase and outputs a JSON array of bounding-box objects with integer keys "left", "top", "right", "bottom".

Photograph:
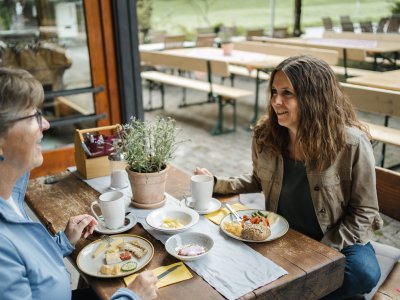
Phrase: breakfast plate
[
  {"left": 94, "top": 213, "right": 137, "bottom": 234},
  {"left": 180, "top": 197, "right": 222, "bottom": 214},
  {"left": 220, "top": 209, "right": 289, "bottom": 243},
  {"left": 146, "top": 206, "right": 199, "bottom": 234},
  {"left": 76, "top": 234, "right": 154, "bottom": 278}
]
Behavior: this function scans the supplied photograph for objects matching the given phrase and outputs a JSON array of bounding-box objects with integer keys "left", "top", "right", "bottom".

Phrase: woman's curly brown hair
[{"left": 254, "top": 55, "right": 369, "bottom": 171}]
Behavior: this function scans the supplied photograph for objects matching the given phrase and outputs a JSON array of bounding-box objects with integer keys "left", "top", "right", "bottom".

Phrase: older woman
[
  {"left": 196, "top": 56, "right": 382, "bottom": 299},
  {"left": 0, "top": 67, "right": 157, "bottom": 300}
]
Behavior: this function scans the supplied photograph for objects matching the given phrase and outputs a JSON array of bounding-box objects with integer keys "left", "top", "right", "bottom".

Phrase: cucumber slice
[{"left": 121, "top": 261, "right": 137, "bottom": 272}]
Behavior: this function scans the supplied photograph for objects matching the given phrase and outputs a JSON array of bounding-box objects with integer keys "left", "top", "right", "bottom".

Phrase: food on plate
[
  {"left": 109, "top": 237, "right": 124, "bottom": 248},
  {"left": 223, "top": 221, "right": 242, "bottom": 237},
  {"left": 121, "top": 261, "right": 137, "bottom": 272},
  {"left": 267, "top": 212, "right": 278, "bottom": 226},
  {"left": 241, "top": 223, "right": 271, "bottom": 241},
  {"left": 223, "top": 210, "right": 272, "bottom": 241},
  {"left": 112, "top": 264, "right": 121, "bottom": 275},
  {"left": 100, "top": 264, "right": 113, "bottom": 275},
  {"left": 119, "top": 251, "right": 132, "bottom": 261},
  {"left": 178, "top": 244, "right": 206, "bottom": 256},
  {"left": 100, "top": 263, "right": 121, "bottom": 275},
  {"left": 92, "top": 241, "right": 108, "bottom": 258},
  {"left": 120, "top": 240, "right": 148, "bottom": 258},
  {"left": 160, "top": 218, "right": 184, "bottom": 229},
  {"left": 105, "top": 252, "right": 122, "bottom": 265},
  {"left": 93, "top": 236, "right": 150, "bottom": 276}
]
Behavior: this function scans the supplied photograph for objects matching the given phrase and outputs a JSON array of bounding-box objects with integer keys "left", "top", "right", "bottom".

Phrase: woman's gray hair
[{"left": 0, "top": 67, "right": 44, "bottom": 137}]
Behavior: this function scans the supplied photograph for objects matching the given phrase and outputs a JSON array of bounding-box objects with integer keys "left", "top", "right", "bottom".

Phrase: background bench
[
  {"left": 249, "top": 37, "right": 384, "bottom": 78},
  {"left": 366, "top": 167, "right": 400, "bottom": 300},
  {"left": 140, "top": 51, "right": 253, "bottom": 135},
  {"left": 341, "top": 83, "right": 400, "bottom": 168}
]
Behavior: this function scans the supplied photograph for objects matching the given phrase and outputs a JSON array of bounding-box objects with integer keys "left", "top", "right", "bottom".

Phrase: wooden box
[{"left": 74, "top": 124, "right": 122, "bottom": 179}]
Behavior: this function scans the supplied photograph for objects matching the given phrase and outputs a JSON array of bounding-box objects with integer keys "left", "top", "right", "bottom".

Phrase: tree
[{"left": 293, "top": 0, "right": 302, "bottom": 37}]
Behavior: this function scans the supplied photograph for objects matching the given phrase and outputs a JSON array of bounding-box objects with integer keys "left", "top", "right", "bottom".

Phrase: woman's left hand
[{"left": 64, "top": 214, "right": 97, "bottom": 245}]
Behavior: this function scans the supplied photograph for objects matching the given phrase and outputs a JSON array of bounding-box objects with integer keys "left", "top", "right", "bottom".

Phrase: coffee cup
[
  {"left": 189, "top": 175, "right": 213, "bottom": 211},
  {"left": 91, "top": 191, "right": 125, "bottom": 229}
]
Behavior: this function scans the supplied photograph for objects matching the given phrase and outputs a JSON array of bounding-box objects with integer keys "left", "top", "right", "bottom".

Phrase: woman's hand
[
  {"left": 64, "top": 214, "right": 97, "bottom": 245},
  {"left": 194, "top": 167, "right": 213, "bottom": 177},
  {"left": 128, "top": 270, "right": 158, "bottom": 299}
]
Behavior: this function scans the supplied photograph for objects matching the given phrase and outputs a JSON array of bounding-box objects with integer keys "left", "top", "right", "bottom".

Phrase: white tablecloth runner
[{"left": 84, "top": 174, "right": 287, "bottom": 300}]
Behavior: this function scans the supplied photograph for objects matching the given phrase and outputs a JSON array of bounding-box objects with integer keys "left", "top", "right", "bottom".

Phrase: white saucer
[
  {"left": 180, "top": 197, "right": 222, "bottom": 215},
  {"left": 94, "top": 213, "right": 137, "bottom": 234}
]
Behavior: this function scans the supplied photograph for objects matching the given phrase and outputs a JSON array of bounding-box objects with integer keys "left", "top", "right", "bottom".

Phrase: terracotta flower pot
[
  {"left": 126, "top": 165, "right": 169, "bottom": 209},
  {"left": 221, "top": 43, "right": 233, "bottom": 56}
]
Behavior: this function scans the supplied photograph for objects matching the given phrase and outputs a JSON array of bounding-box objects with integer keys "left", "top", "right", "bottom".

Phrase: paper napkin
[
  {"left": 124, "top": 262, "right": 192, "bottom": 288},
  {"left": 205, "top": 202, "right": 248, "bottom": 225}
]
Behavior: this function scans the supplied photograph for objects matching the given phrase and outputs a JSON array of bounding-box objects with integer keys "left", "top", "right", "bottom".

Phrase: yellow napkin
[
  {"left": 124, "top": 262, "right": 192, "bottom": 288},
  {"left": 205, "top": 202, "right": 248, "bottom": 225}
]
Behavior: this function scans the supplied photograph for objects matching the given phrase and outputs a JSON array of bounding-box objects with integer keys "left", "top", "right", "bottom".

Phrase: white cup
[
  {"left": 190, "top": 175, "right": 213, "bottom": 211},
  {"left": 91, "top": 191, "right": 125, "bottom": 229}
]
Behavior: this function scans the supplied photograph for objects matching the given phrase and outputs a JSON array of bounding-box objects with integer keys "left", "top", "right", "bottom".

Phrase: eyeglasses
[{"left": 9, "top": 109, "right": 43, "bottom": 130}]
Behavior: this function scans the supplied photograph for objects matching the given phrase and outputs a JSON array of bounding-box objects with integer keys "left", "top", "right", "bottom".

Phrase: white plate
[
  {"left": 165, "top": 232, "right": 214, "bottom": 261},
  {"left": 180, "top": 197, "right": 222, "bottom": 214},
  {"left": 94, "top": 213, "right": 137, "bottom": 235},
  {"left": 146, "top": 206, "right": 199, "bottom": 234},
  {"left": 76, "top": 234, "right": 154, "bottom": 278},
  {"left": 220, "top": 209, "right": 289, "bottom": 243}
]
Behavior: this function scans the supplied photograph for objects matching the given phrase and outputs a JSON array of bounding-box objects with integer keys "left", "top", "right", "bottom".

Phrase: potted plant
[
  {"left": 218, "top": 26, "right": 233, "bottom": 56},
  {"left": 123, "top": 116, "right": 179, "bottom": 208}
]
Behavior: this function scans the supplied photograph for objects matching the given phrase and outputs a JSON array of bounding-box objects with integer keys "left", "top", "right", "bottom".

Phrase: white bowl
[
  {"left": 165, "top": 232, "right": 214, "bottom": 261},
  {"left": 146, "top": 206, "right": 199, "bottom": 234}
]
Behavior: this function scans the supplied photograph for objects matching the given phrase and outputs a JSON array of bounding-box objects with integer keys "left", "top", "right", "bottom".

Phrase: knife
[{"left": 157, "top": 264, "right": 182, "bottom": 280}]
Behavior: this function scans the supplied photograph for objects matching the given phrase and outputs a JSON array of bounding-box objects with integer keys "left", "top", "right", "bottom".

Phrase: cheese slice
[{"left": 92, "top": 241, "right": 108, "bottom": 258}]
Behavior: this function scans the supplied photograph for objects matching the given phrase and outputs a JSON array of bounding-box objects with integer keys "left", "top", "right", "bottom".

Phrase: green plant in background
[
  {"left": 123, "top": 116, "right": 179, "bottom": 173},
  {"left": 218, "top": 25, "right": 232, "bottom": 43},
  {"left": 0, "top": 2, "right": 13, "bottom": 30},
  {"left": 391, "top": 0, "right": 400, "bottom": 14},
  {"left": 137, "top": 0, "right": 153, "bottom": 43}
]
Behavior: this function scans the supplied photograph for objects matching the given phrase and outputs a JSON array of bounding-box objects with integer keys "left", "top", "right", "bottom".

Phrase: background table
[
  {"left": 347, "top": 69, "right": 400, "bottom": 91},
  {"left": 26, "top": 166, "right": 345, "bottom": 299}
]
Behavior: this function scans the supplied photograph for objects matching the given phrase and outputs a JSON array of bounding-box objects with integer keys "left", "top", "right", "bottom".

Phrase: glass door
[{"left": 0, "top": 0, "right": 120, "bottom": 177}]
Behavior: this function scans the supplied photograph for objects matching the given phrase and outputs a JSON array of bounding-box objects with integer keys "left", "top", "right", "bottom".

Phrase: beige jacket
[{"left": 214, "top": 127, "right": 382, "bottom": 250}]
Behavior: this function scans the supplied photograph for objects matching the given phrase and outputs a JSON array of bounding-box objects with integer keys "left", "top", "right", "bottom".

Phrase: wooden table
[
  {"left": 162, "top": 47, "right": 286, "bottom": 125},
  {"left": 26, "top": 167, "right": 345, "bottom": 299},
  {"left": 347, "top": 69, "right": 400, "bottom": 91},
  {"left": 252, "top": 36, "right": 400, "bottom": 78}
]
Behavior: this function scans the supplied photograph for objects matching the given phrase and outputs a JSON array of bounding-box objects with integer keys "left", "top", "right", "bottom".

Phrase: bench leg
[
  {"left": 144, "top": 80, "right": 165, "bottom": 112},
  {"left": 212, "top": 97, "right": 236, "bottom": 135}
]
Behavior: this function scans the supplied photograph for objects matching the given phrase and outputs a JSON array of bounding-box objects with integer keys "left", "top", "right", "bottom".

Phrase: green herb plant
[{"left": 123, "top": 116, "right": 179, "bottom": 173}]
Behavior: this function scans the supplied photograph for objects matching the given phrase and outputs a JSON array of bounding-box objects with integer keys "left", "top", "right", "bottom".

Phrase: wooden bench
[
  {"left": 341, "top": 83, "right": 400, "bottom": 168},
  {"left": 366, "top": 167, "right": 400, "bottom": 300},
  {"left": 233, "top": 40, "right": 339, "bottom": 65},
  {"left": 228, "top": 41, "right": 338, "bottom": 86},
  {"left": 249, "top": 37, "right": 383, "bottom": 78},
  {"left": 323, "top": 31, "right": 400, "bottom": 69},
  {"left": 140, "top": 51, "right": 253, "bottom": 135}
]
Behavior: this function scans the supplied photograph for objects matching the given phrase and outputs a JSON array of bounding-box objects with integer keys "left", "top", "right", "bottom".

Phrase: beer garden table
[{"left": 25, "top": 166, "right": 345, "bottom": 299}]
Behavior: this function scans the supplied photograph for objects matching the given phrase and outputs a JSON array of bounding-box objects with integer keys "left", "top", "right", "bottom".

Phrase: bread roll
[{"left": 241, "top": 223, "right": 271, "bottom": 241}]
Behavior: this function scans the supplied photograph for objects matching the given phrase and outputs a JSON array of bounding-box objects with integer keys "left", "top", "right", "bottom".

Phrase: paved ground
[{"left": 143, "top": 74, "right": 400, "bottom": 249}]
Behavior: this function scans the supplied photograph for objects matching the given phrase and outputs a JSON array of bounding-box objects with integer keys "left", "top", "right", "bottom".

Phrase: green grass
[{"left": 151, "top": 0, "right": 394, "bottom": 35}]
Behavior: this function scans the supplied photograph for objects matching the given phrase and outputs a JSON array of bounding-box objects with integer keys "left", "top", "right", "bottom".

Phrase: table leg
[
  {"left": 343, "top": 49, "right": 348, "bottom": 80},
  {"left": 249, "top": 69, "right": 260, "bottom": 129}
]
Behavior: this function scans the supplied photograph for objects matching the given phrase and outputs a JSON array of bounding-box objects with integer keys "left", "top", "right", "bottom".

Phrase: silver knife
[{"left": 157, "top": 264, "right": 182, "bottom": 280}]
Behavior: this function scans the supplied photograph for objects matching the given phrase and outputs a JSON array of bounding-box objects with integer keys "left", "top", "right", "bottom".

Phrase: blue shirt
[{"left": 0, "top": 173, "right": 140, "bottom": 300}]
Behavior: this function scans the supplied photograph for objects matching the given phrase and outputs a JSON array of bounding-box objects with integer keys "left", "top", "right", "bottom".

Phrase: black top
[{"left": 277, "top": 157, "right": 323, "bottom": 241}]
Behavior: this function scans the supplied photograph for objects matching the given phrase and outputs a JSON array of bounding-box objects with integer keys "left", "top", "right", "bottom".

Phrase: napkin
[
  {"left": 205, "top": 202, "right": 248, "bottom": 225},
  {"left": 124, "top": 262, "right": 192, "bottom": 288}
]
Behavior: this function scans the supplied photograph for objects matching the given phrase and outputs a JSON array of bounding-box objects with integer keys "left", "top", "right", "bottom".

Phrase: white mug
[
  {"left": 190, "top": 175, "right": 213, "bottom": 211},
  {"left": 91, "top": 191, "right": 125, "bottom": 229}
]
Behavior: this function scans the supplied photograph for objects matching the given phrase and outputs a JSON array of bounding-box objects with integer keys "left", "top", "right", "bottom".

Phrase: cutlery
[
  {"left": 225, "top": 203, "right": 242, "bottom": 222},
  {"left": 157, "top": 264, "right": 182, "bottom": 280}
]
